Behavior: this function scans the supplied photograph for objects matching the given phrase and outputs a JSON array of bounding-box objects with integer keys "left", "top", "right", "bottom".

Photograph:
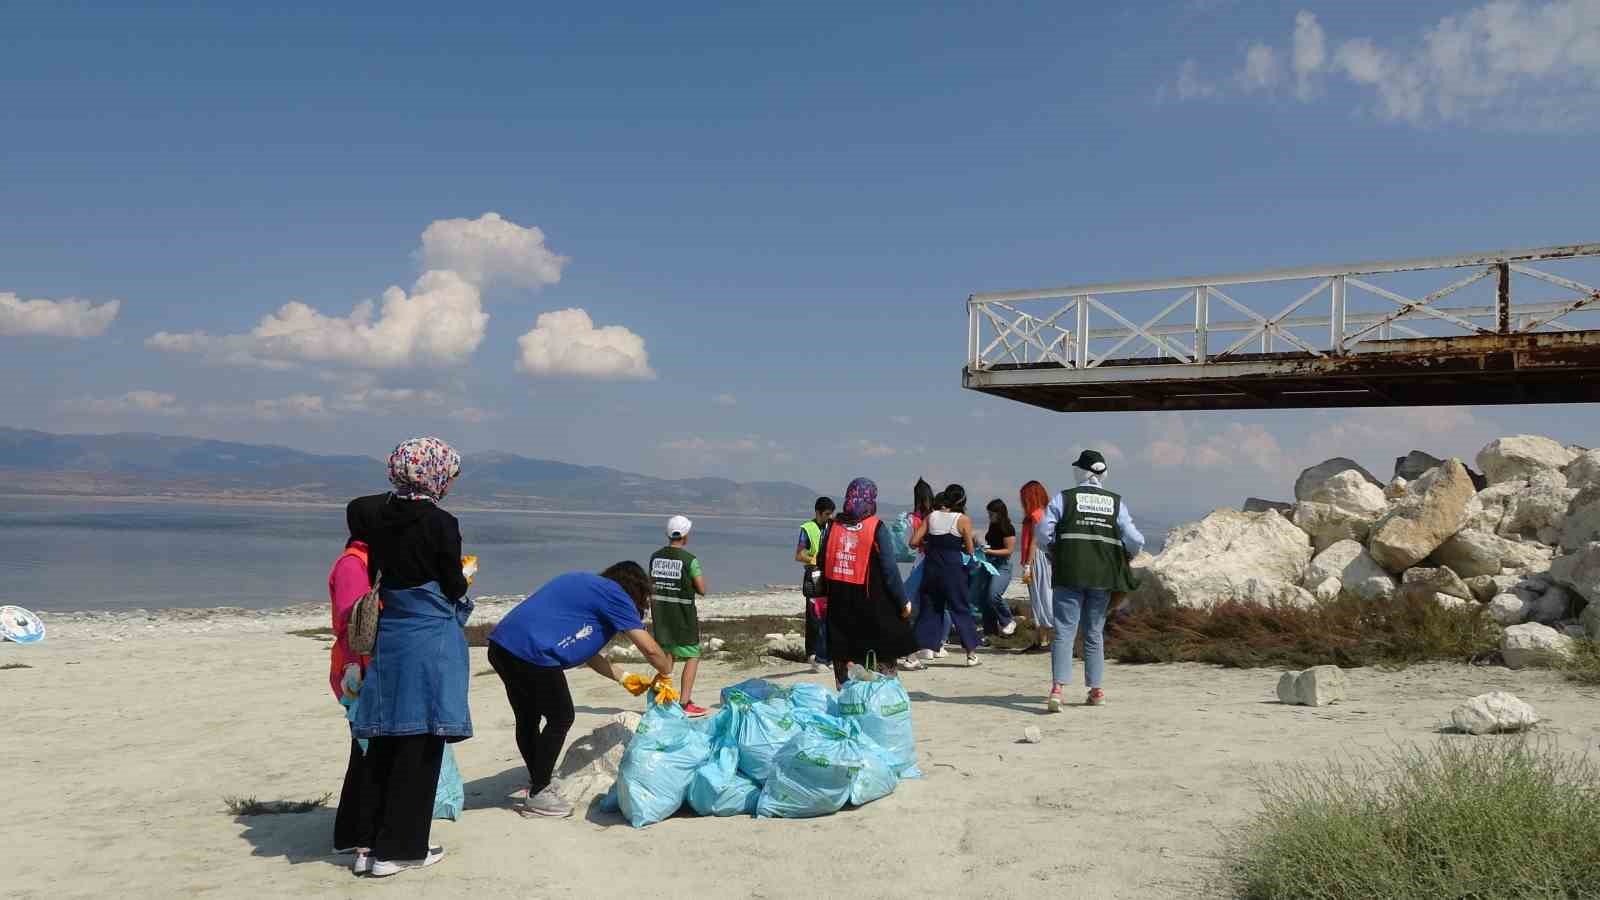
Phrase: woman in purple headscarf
[{"left": 815, "top": 478, "right": 918, "bottom": 685}]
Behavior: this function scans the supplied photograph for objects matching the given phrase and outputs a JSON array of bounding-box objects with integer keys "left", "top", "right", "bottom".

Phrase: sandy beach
[{"left": 5, "top": 601, "right": 1599, "bottom": 900}]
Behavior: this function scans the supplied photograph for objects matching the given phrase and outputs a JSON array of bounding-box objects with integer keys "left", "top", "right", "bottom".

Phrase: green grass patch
[
  {"left": 1226, "top": 738, "right": 1600, "bottom": 899},
  {"left": 1106, "top": 592, "right": 1501, "bottom": 670},
  {"left": 223, "top": 792, "right": 332, "bottom": 817},
  {"left": 1560, "top": 637, "right": 1600, "bottom": 686}
]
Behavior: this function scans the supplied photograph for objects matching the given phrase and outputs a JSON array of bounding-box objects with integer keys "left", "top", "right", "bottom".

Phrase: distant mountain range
[{"left": 0, "top": 427, "right": 817, "bottom": 516}]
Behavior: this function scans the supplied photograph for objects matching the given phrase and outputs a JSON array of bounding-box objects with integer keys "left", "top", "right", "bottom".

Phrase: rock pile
[{"left": 1128, "top": 434, "right": 1600, "bottom": 664}]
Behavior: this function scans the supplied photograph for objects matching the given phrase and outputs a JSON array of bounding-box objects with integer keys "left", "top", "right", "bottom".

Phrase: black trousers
[
  {"left": 341, "top": 732, "right": 445, "bottom": 862},
  {"left": 488, "top": 641, "right": 575, "bottom": 794}
]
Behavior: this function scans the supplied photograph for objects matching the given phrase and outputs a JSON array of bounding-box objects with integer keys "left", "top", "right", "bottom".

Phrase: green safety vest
[
  {"left": 649, "top": 546, "right": 699, "bottom": 646},
  {"left": 1052, "top": 486, "right": 1139, "bottom": 591},
  {"left": 800, "top": 520, "right": 823, "bottom": 561}
]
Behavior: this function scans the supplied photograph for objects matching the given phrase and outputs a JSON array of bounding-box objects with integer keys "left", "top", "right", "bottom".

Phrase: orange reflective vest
[{"left": 824, "top": 516, "right": 880, "bottom": 586}]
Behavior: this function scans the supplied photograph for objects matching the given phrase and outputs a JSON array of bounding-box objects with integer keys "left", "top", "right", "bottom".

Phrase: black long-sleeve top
[{"left": 346, "top": 493, "right": 469, "bottom": 601}]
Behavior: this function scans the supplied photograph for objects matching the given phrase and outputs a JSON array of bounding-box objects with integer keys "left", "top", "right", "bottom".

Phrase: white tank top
[{"left": 928, "top": 510, "right": 962, "bottom": 536}]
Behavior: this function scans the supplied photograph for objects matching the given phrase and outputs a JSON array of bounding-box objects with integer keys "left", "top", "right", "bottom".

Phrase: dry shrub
[{"left": 1106, "top": 592, "right": 1501, "bottom": 670}]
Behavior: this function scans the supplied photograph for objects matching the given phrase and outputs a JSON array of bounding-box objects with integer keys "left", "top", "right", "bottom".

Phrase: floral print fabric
[{"left": 387, "top": 436, "right": 462, "bottom": 501}]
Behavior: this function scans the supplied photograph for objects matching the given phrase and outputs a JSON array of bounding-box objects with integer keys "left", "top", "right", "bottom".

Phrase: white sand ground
[{"left": 4, "top": 610, "right": 1599, "bottom": 900}]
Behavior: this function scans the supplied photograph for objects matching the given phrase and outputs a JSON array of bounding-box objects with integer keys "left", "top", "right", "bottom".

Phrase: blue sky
[{"left": 5, "top": 0, "right": 1600, "bottom": 523}]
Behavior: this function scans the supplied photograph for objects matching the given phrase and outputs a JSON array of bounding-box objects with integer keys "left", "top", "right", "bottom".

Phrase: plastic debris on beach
[
  {"left": 0, "top": 606, "right": 45, "bottom": 644},
  {"left": 607, "top": 674, "right": 918, "bottom": 828}
]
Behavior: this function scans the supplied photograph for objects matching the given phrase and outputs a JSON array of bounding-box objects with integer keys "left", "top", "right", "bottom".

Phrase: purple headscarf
[
  {"left": 840, "top": 477, "right": 878, "bottom": 523},
  {"left": 387, "top": 436, "right": 462, "bottom": 501}
]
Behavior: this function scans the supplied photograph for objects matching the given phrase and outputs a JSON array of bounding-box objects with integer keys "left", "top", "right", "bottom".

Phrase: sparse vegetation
[
  {"left": 223, "top": 793, "right": 332, "bottom": 816},
  {"left": 1226, "top": 738, "right": 1600, "bottom": 899},
  {"left": 1560, "top": 637, "right": 1600, "bottom": 686},
  {"left": 1, "top": 662, "right": 33, "bottom": 670},
  {"left": 1106, "top": 593, "right": 1501, "bottom": 670},
  {"left": 287, "top": 627, "right": 334, "bottom": 639}
]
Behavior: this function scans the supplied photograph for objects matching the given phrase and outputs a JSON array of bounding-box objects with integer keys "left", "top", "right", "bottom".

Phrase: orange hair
[{"left": 1020, "top": 480, "right": 1049, "bottom": 519}]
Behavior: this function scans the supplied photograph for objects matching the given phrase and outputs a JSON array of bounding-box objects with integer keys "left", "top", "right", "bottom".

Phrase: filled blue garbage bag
[
  {"left": 433, "top": 743, "right": 465, "bottom": 820},
  {"left": 617, "top": 702, "right": 712, "bottom": 828},
  {"left": 720, "top": 678, "right": 784, "bottom": 706},
  {"left": 837, "top": 673, "right": 922, "bottom": 779},
  {"left": 687, "top": 743, "right": 761, "bottom": 817},
  {"left": 731, "top": 694, "right": 800, "bottom": 784},
  {"left": 887, "top": 513, "right": 917, "bottom": 563},
  {"left": 755, "top": 717, "right": 867, "bottom": 819},
  {"left": 788, "top": 682, "right": 838, "bottom": 716},
  {"left": 848, "top": 738, "right": 899, "bottom": 807}
]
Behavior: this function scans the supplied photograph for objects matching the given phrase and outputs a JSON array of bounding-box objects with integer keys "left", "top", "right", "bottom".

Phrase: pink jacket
[{"left": 328, "top": 541, "right": 372, "bottom": 700}]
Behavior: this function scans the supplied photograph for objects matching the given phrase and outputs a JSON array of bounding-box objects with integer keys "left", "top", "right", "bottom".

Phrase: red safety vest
[{"left": 824, "top": 516, "right": 880, "bottom": 586}]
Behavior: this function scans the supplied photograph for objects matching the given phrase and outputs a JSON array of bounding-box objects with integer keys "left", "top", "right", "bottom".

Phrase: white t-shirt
[{"left": 928, "top": 510, "right": 962, "bottom": 536}]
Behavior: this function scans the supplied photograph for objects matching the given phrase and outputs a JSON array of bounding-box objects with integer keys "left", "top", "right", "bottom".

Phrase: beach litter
[
  {"left": 1021, "top": 726, "right": 1043, "bottom": 744},
  {"left": 602, "top": 674, "right": 919, "bottom": 827},
  {"left": 1, "top": 606, "right": 45, "bottom": 644}
]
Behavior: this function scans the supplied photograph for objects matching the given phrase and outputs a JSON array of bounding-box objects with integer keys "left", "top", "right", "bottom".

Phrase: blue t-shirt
[{"left": 489, "top": 572, "right": 645, "bottom": 669}]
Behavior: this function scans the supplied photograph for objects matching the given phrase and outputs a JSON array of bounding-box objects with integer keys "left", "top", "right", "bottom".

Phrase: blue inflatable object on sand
[{"left": 0, "top": 606, "right": 44, "bottom": 644}]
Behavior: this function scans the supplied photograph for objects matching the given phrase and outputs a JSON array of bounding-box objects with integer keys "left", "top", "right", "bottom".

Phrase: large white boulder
[
  {"left": 1294, "top": 458, "right": 1382, "bottom": 502},
  {"left": 1276, "top": 665, "right": 1347, "bottom": 706},
  {"left": 1304, "top": 539, "right": 1395, "bottom": 602},
  {"left": 1487, "top": 593, "right": 1526, "bottom": 625},
  {"left": 1465, "top": 480, "right": 1523, "bottom": 534},
  {"left": 1501, "top": 622, "right": 1576, "bottom": 669},
  {"left": 1431, "top": 530, "right": 1553, "bottom": 579},
  {"left": 1450, "top": 692, "right": 1539, "bottom": 735},
  {"left": 1548, "top": 542, "right": 1600, "bottom": 605},
  {"left": 1307, "top": 469, "right": 1389, "bottom": 519},
  {"left": 1293, "top": 501, "right": 1376, "bottom": 554},
  {"left": 1142, "top": 509, "right": 1312, "bottom": 609},
  {"left": 1499, "top": 471, "right": 1575, "bottom": 545},
  {"left": 1558, "top": 488, "right": 1600, "bottom": 552},
  {"left": 1477, "top": 435, "right": 1579, "bottom": 486},
  {"left": 1562, "top": 448, "right": 1600, "bottom": 494},
  {"left": 1368, "top": 460, "right": 1476, "bottom": 573}
]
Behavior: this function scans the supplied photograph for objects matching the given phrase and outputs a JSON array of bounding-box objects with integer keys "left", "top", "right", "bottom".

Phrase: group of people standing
[
  {"left": 796, "top": 449, "right": 1145, "bottom": 712},
  {"left": 323, "top": 436, "right": 1145, "bottom": 879}
]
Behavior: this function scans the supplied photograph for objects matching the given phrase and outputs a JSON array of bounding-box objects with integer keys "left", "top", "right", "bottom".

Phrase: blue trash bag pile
[{"left": 609, "top": 675, "right": 920, "bottom": 828}]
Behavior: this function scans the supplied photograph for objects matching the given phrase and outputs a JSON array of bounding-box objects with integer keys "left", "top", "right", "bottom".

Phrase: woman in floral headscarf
[
  {"left": 816, "top": 478, "right": 917, "bottom": 685},
  {"left": 340, "top": 437, "right": 473, "bottom": 878}
]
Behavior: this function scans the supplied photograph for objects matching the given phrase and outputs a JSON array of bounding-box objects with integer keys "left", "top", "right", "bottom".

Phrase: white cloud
[
  {"left": 149, "top": 270, "right": 487, "bottom": 370},
  {"left": 713, "top": 393, "right": 737, "bottom": 407},
  {"left": 1292, "top": 10, "right": 1327, "bottom": 99},
  {"left": 515, "top": 308, "right": 655, "bottom": 380},
  {"left": 0, "top": 293, "right": 119, "bottom": 338},
  {"left": 418, "top": 212, "right": 568, "bottom": 289},
  {"left": 890, "top": 415, "right": 913, "bottom": 426},
  {"left": 66, "top": 390, "right": 184, "bottom": 417},
  {"left": 248, "top": 394, "right": 330, "bottom": 422},
  {"left": 1172, "top": 3, "right": 1600, "bottom": 128},
  {"left": 1144, "top": 419, "right": 1288, "bottom": 474},
  {"left": 1239, "top": 42, "right": 1282, "bottom": 90},
  {"left": 859, "top": 440, "right": 897, "bottom": 458},
  {"left": 1174, "top": 59, "right": 1220, "bottom": 100},
  {"left": 449, "top": 407, "right": 499, "bottom": 424},
  {"left": 659, "top": 436, "right": 760, "bottom": 453}
]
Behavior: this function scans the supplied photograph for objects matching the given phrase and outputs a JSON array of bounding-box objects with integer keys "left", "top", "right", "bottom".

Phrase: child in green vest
[{"left": 649, "top": 515, "right": 709, "bottom": 717}]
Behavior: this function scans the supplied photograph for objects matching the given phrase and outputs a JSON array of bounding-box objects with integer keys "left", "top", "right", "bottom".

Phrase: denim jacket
[{"left": 351, "top": 582, "right": 474, "bottom": 740}]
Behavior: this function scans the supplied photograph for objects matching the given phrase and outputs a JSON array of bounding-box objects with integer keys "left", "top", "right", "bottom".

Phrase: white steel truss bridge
[{"left": 963, "top": 242, "right": 1600, "bottom": 412}]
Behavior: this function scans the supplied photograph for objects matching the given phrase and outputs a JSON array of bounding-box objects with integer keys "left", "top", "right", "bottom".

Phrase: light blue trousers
[{"left": 1050, "top": 587, "right": 1110, "bottom": 688}]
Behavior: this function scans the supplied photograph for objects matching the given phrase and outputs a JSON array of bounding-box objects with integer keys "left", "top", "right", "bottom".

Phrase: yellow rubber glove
[
  {"left": 621, "top": 672, "right": 652, "bottom": 696},
  {"left": 649, "top": 675, "right": 680, "bottom": 706}
]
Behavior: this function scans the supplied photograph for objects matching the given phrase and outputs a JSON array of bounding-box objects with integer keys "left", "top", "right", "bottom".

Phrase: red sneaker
[
  {"left": 682, "top": 702, "right": 710, "bottom": 718},
  {"left": 1085, "top": 688, "right": 1106, "bottom": 707}
]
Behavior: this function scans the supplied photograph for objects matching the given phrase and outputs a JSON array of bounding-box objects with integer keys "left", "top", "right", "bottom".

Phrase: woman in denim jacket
[{"left": 345, "top": 437, "right": 473, "bottom": 878}]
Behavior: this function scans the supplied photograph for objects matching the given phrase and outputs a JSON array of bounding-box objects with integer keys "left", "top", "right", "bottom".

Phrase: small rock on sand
[
  {"left": 1450, "top": 691, "right": 1539, "bottom": 735},
  {"left": 1276, "top": 665, "right": 1347, "bottom": 707},
  {"left": 1021, "top": 726, "right": 1043, "bottom": 744}
]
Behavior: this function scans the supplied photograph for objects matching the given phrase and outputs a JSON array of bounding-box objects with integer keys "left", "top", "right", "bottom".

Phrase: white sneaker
[
  {"left": 1000, "top": 621, "right": 1018, "bottom": 637},
  {"left": 521, "top": 785, "right": 575, "bottom": 818},
  {"left": 368, "top": 846, "right": 445, "bottom": 878},
  {"left": 934, "top": 648, "right": 949, "bottom": 659},
  {"left": 916, "top": 649, "right": 934, "bottom": 661},
  {"left": 965, "top": 654, "right": 981, "bottom": 667},
  {"left": 352, "top": 852, "right": 372, "bottom": 876},
  {"left": 897, "top": 656, "right": 925, "bottom": 672}
]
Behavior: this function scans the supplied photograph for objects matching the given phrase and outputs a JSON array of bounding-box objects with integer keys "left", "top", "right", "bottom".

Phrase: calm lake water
[{"left": 0, "top": 497, "right": 805, "bottom": 612}]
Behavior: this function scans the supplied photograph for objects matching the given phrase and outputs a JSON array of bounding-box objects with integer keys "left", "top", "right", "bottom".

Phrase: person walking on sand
[
  {"left": 975, "top": 499, "right": 1019, "bottom": 638},
  {"left": 899, "top": 478, "right": 937, "bottom": 671},
  {"left": 796, "top": 496, "right": 836, "bottom": 671},
  {"left": 1018, "top": 481, "right": 1054, "bottom": 654},
  {"left": 817, "top": 477, "right": 918, "bottom": 685},
  {"left": 486, "top": 562, "right": 673, "bottom": 819},
  {"left": 1040, "top": 450, "right": 1144, "bottom": 712},
  {"left": 650, "top": 515, "right": 710, "bottom": 717},
  {"left": 345, "top": 437, "right": 473, "bottom": 878},
  {"left": 911, "top": 484, "right": 982, "bottom": 667}
]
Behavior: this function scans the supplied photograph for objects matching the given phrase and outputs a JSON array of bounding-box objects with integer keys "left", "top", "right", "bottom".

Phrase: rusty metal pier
[{"left": 963, "top": 243, "right": 1600, "bottom": 412}]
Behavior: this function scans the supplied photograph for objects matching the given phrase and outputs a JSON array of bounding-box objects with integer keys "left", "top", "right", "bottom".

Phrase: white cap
[{"left": 667, "top": 515, "right": 693, "bottom": 539}]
